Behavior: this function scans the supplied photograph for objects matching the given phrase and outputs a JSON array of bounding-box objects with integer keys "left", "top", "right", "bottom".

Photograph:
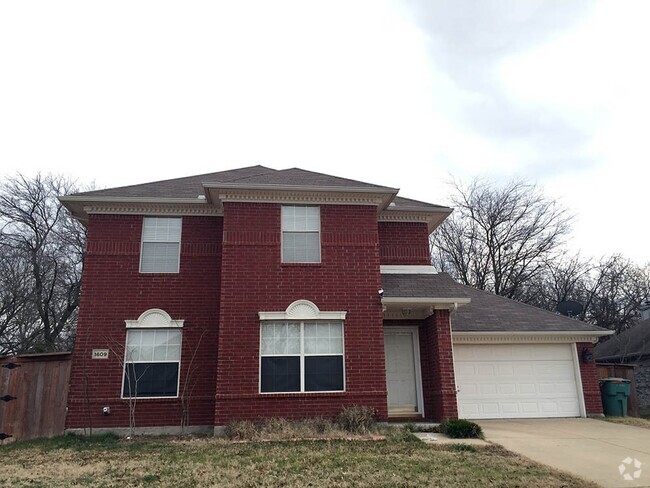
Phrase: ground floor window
[
  {"left": 122, "top": 329, "right": 182, "bottom": 398},
  {"left": 260, "top": 321, "right": 344, "bottom": 393}
]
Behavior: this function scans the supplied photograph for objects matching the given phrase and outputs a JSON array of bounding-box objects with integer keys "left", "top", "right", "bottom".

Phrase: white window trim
[
  {"left": 125, "top": 308, "right": 184, "bottom": 329},
  {"left": 121, "top": 308, "right": 184, "bottom": 400},
  {"left": 259, "top": 320, "right": 346, "bottom": 394},
  {"left": 258, "top": 299, "right": 346, "bottom": 321},
  {"left": 139, "top": 216, "right": 182, "bottom": 274},
  {"left": 281, "top": 205, "right": 321, "bottom": 264}
]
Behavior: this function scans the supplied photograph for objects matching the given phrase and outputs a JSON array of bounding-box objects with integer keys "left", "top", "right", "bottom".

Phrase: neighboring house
[
  {"left": 595, "top": 318, "right": 650, "bottom": 415},
  {"left": 60, "top": 166, "right": 611, "bottom": 435}
]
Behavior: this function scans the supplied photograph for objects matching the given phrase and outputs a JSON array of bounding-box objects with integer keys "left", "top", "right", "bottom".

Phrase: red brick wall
[
  {"left": 215, "top": 203, "right": 388, "bottom": 423},
  {"left": 419, "top": 310, "right": 458, "bottom": 421},
  {"left": 577, "top": 342, "right": 603, "bottom": 415},
  {"left": 66, "top": 214, "right": 222, "bottom": 429},
  {"left": 378, "top": 222, "right": 430, "bottom": 265}
]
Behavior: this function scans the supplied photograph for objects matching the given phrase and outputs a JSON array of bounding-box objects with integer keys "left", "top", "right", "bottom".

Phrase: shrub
[
  {"left": 440, "top": 419, "right": 483, "bottom": 439},
  {"left": 336, "top": 405, "right": 376, "bottom": 434}
]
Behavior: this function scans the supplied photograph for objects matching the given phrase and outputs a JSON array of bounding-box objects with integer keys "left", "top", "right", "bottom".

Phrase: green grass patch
[{"left": 0, "top": 433, "right": 599, "bottom": 487}]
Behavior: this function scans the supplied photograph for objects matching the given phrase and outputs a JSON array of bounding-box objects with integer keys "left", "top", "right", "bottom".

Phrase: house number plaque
[{"left": 92, "top": 349, "right": 109, "bottom": 359}]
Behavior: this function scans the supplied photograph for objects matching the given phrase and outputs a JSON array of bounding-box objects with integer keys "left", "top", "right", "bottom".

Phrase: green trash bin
[{"left": 600, "top": 377, "right": 631, "bottom": 416}]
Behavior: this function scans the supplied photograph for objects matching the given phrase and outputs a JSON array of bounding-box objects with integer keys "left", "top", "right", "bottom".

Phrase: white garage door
[{"left": 454, "top": 344, "right": 583, "bottom": 419}]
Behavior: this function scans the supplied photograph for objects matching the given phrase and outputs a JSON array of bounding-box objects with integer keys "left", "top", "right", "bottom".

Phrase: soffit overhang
[
  {"left": 58, "top": 196, "right": 216, "bottom": 225},
  {"left": 379, "top": 207, "right": 453, "bottom": 233},
  {"left": 452, "top": 330, "right": 614, "bottom": 345},
  {"left": 202, "top": 183, "right": 399, "bottom": 212},
  {"left": 60, "top": 184, "right": 451, "bottom": 230},
  {"left": 382, "top": 296, "right": 471, "bottom": 320}
]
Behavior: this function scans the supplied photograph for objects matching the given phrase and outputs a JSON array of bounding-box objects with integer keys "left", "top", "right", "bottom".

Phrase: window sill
[
  {"left": 258, "top": 391, "right": 346, "bottom": 398},
  {"left": 120, "top": 396, "right": 179, "bottom": 401},
  {"left": 281, "top": 262, "right": 322, "bottom": 268},
  {"left": 138, "top": 272, "right": 181, "bottom": 276}
]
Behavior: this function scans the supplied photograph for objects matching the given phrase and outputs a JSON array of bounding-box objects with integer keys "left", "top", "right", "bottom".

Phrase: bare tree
[
  {"left": 521, "top": 254, "right": 593, "bottom": 312},
  {"left": 104, "top": 335, "right": 150, "bottom": 438},
  {"left": 583, "top": 255, "right": 650, "bottom": 333},
  {"left": 431, "top": 177, "right": 573, "bottom": 300},
  {"left": 0, "top": 173, "right": 87, "bottom": 354},
  {"left": 179, "top": 327, "right": 208, "bottom": 436}
]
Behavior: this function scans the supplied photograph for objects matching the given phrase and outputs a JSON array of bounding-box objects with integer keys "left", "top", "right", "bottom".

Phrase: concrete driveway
[{"left": 477, "top": 419, "right": 650, "bottom": 488}]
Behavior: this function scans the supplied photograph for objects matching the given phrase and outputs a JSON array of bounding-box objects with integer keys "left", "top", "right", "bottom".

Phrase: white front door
[{"left": 384, "top": 328, "right": 423, "bottom": 416}]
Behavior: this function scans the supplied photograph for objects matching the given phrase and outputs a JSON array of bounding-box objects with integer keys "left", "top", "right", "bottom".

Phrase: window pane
[
  {"left": 127, "top": 329, "right": 181, "bottom": 362},
  {"left": 141, "top": 242, "right": 180, "bottom": 273},
  {"left": 123, "top": 362, "right": 179, "bottom": 397},
  {"left": 142, "top": 217, "right": 182, "bottom": 242},
  {"left": 281, "top": 206, "right": 295, "bottom": 230},
  {"left": 261, "top": 357, "right": 300, "bottom": 393},
  {"left": 282, "top": 206, "right": 319, "bottom": 232},
  {"left": 282, "top": 232, "right": 320, "bottom": 263},
  {"left": 305, "top": 356, "right": 344, "bottom": 391},
  {"left": 261, "top": 323, "right": 300, "bottom": 355},
  {"left": 305, "top": 322, "right": 342, "bottom": 354}
]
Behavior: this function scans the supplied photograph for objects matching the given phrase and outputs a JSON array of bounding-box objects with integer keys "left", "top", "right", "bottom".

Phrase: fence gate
[{"left": 0, "top": 352, "right": 72, "bottom": 443}]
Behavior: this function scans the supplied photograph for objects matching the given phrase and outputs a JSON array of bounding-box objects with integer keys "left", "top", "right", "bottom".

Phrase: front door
[{"left": 384, "top": 327, "right": 423, "bottom": 417}]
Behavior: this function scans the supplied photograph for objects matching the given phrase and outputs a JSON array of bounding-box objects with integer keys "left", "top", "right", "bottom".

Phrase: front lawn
[{"left": 0, "top": 432, "right": 598, "bottom": 487}]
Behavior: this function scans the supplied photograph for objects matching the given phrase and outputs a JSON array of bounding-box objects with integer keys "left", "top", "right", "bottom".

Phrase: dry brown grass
[
  {"left": 599, "top": 415, "right": 650, "bottom": 430},
  {"left": 0, "top": 431, "right": 600, "bottom": 487}
]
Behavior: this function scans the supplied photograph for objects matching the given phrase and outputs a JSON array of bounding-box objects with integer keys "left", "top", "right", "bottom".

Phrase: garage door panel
[
  {"left": 498, "top": 383, "right": 516, "bottom": 395},
  {"left": 521, "top": 402, "right": 539, "bottom": 414},
  {"left": 479, "top": 384, "right": 498, "bottom": 395},
  {"left": 455, "top": 344, "right": 582, "bottom": 419}
]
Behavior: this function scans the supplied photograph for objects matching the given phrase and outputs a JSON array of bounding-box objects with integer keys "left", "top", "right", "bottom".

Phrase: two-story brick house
[{"left": 60, "top": 166, "right": 610, "bottom": 435}]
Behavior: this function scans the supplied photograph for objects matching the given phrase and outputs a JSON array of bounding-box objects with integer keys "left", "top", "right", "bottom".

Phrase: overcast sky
[{"left": 1, "top": 1, "right": 648, "bottom": 264}]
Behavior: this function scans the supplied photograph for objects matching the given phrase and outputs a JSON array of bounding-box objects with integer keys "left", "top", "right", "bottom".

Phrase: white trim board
[
  {"left": 453, "top": 331, "right": 612, "bottom": 344},
  {"left": 380, "top": 265, "right": 437, "bottom": 274}
]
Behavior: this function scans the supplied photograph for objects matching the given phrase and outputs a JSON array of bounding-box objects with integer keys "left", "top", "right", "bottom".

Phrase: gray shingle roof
[
  {"left": 453, "top": 283, "right": 607, "bottom": 333},
  {"left": 381, "top": 272, "right": 608, "bottom": 333},
  {"left": 216, "top": 167, "right": 396, "bottom": 190},
  {"left": 594, "top": 318, "right": 650, "bottom": 359},
  {"left": 63, "top": 166, "right": 449, "bottom": 212},
  {"left": 388, "top": 196, "right": 451, "bottom": 212},
  {"left": 381, "top": 273, "right": 469, "bottom": 299},
  {"left": 70, "top": 165, "right": 276, "bottom": 199}
]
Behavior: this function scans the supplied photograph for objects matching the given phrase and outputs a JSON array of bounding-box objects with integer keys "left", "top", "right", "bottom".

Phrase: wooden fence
[
  {"left": 0, "top": 352, "right": 72, "bottom": 443},
  {"left": 596, "top": 362, "right": 639, "bottom": 417}
]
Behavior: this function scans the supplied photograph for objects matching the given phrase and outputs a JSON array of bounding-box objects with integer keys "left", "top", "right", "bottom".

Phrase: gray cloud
[{"left": 399, "top": 0, "right": 599, "bottom": 177}]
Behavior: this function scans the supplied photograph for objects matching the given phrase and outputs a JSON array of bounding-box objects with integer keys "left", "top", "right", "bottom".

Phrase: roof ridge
[
  {"left": 219, "top": 167, "right": 279, "bottom": 183},
  {"left": 273, "top": 167, "right": 396, "bottom": 189}
]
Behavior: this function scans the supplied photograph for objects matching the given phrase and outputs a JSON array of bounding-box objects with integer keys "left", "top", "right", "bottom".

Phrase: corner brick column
[
  {"left": 577, "top": 342, "right": 603, "bottom": 415},
  {"left": 421, "top": 309, "right": 458, "bottom": 421}
]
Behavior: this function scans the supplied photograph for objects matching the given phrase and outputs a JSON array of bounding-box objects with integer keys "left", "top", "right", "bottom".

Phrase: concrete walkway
[{"left": 477, "top": 418, "right": 650, "bottom": 488}]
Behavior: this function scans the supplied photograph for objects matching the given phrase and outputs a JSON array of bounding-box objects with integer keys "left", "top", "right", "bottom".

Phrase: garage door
[{"left": 454, "top": 344, "right": 582, "bottom": 419}]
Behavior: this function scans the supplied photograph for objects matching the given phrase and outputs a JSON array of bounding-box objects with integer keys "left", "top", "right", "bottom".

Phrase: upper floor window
[
  {"left": 140, "top": 217, "right": 182, "bottom": 273},
  {"left": 281, "top": 206, "right": 320, "bottom": 263}
]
